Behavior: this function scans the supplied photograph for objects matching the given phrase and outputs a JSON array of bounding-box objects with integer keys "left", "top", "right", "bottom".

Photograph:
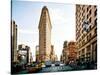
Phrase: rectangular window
[
  {"left": 89, "top": 5, "right": 91, "bottom": 9},
  {"left": 94, "top": 8, "right": 97, "bottom": 16},
  {"left": 89, "top": 33, "right": 91, "bottom": 39},
  {"left": 89, "top": 25, "right": 92, "bottom": 30},
  {"left": 87, "top": 14, "right": 89, "bottom": 19},
  {"left": 79, "top": 51, "right": 81, "bottom": 55},
  {"left": 87, "top": 7, "right": 88, "bottom": 12},
  {"left": 86, "top": 45, "right": 91, "bottom": 53},
  {"left": 82, "top": 49, "right": 85, "bottom": 53},
  {"left": 95, "top": 18, "right": 97, "bottom": 26},
  {"left": 89, "top": 17, "right": 91, "bottom": 23},
  {"left": 87, "top": 35, "right": 89, "bottom": 41},
  {"left": 89, "top": 10, "right": 91, "bottom": 15},
  {"left": 95, "top": 28, "right": 97, "bottom": 34}
]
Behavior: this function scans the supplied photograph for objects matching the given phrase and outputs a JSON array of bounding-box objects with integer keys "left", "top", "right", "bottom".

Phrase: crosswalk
[{"left": 39, "top": 66, "right": 73, "bottom": 72}]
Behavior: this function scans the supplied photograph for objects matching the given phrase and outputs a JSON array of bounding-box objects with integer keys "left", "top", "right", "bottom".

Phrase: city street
[
  {"left": 15, "top": 63, "right": 97, "bottom": 74},
  {"left": 11, "top": 2, "right": 97, "bottom": 74},
  {"left": 17, "top": 65, "right": 74, "bottom": 74},
  {"left": 38, "top": 66, "right": 73, "bottom": 73}
]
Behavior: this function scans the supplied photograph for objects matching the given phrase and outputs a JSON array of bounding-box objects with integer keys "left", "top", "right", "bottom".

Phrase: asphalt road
[
  {"left": 38, "top": 66, "right": 73, "bottom": 73},
  {"left": 17, "top": 65, "right": 74, "bottom": 74},
  {"left": 16, "top": 65, "right": 95, "bottom": 74}
]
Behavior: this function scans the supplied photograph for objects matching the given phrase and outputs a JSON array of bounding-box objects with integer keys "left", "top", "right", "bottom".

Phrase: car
[
  {"left": 55, "top": 61, "right": 60, "bottom": 66},
  {"left": 60, "top": 63, "right": 65, "bottom": 66},
  {"left": 51, "top": 64, "right": 55, "bottom": 67},
  {"left": 41, "top": 63, "right": 46, "bottom": 68},
  {"left": 30, "top": 64, "right": 35, "bottom": 67},
  {"left": 45, "top": 61, "right": 52, "bottom": 67},
  {"left": 28, "top": 67, "right": 42, "bottom": 73}
]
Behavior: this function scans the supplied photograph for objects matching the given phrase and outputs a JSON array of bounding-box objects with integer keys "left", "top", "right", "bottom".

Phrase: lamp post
[
  {"left": 82, "top": 20, "right": 90, "bottom": 33},
  {"left": 82, "top": 19, "right": 90, "bottom": 64},
  {"left": 82, "top": 19, "right": 95, "bottom": 66}
]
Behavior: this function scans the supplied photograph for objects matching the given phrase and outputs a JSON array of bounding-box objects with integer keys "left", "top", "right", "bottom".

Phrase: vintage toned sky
[{"left": 12, "top": 1, "right": 75, "bottom": 61}]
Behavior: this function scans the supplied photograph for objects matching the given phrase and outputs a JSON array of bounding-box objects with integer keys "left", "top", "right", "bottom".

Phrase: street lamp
[
  {"left": 82, "top": 19, "right": 90, "bottom": 64},
  {"left": 82, "top": 19, "right": 96, "bottom": 65},
  {"left": 82, "top": 19, "right": 90, "bottom": 33}
]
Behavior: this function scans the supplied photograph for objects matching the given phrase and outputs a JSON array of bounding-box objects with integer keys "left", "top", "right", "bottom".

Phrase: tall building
[
  {"left": 60, "top": 41, "right": 68, "bottom": 64},
  {"left": 60, "top": 41, "right": 77, "bottom": 64},
  {"left": 18, "top": 44, "right": 26, "bottom": 50},
  {"left": 17, "top": 44, "right": 32, "bottom": 64},
  {"left": 36, "top": 45, "right": 39, "bottom": 62},
  {"left": 50, "top": 45, "right": 57, "bottom": 62},
  {"left": 38, "top": 6, "right": 52, "bottom": 62},
  {"left": 55, "top": 55, "right": 58, "bottom": 61},
  {"left": 30, "top": 52, "right": 33, "bottom": 63},
  {"left": 76, "top": 5, "right": 97, "bottom": 64},
  {"left": 11, "top": 20, "right": 18, "bottom": 63},
  {"left": 67, "top": 41, "right": 77, "bottom": 62}
]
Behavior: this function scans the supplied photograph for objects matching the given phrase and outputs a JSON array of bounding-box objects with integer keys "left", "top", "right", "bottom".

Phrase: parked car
[
  {"left": 55, "top": 61, "right": 60, "bottom": 66},
  {"left": 60, "top": 63, "right": 65, "bottom": 66},
  {"left": 28, "top": 66, "right": 42, "bottom": 73},
  {"left": 51, "top": 63, "right": 55, "bottom": 67},
  {"left": 45, "top": 61, "right": 52, "bottom": 67},
  {"left": 41, "top": 63, "right": 46, "bottom": 68}
]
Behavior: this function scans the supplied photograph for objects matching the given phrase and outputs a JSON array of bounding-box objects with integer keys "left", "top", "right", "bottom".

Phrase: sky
[{"left": 12, "top": 1, "right": 76, "bottom": 61}]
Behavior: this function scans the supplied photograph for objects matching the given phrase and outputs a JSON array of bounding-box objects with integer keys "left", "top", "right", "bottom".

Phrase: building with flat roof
[
  {"left": 17, "top": 44, "right": 32, "bottom": 64},
  {"left": 76, "top": 5, "right": 97, "bottom": 64},
  {"left": 60, "top": 41, "right": 77, "bottom": 64},
  {"left": 11, "top": 20, "right": 18, "bottom": 63}
]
